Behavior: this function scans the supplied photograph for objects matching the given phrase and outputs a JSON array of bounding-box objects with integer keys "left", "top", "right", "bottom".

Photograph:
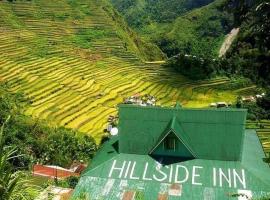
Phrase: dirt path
[{"left": 219, "top": 28, "right": 240, "bottom": 57}]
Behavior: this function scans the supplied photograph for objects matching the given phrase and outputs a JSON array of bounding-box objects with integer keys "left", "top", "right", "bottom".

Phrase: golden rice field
[{"left": 0, "top": 0, "right": 258, "bottom": 143}]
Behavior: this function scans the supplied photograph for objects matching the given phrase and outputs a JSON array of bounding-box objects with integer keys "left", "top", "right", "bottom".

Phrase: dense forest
[
  {"left": 164, "top": 0, "right": 269, "bottom": 89},
  {"left": 111, "top": 0, "right": 215, "bottom": 25},
  {"left": 225, "top": 0, "right": 270, "bottom": 86},
  {"left": 111, "top": 0, "right": 233, "bottom": 57},
  {"left": 1, "top": 81, "right": 98, "bottom": 199}
]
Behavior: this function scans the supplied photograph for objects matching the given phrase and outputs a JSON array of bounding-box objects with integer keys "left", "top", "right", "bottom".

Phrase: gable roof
[
  {"left": 118, "top": 105, "right": 247, "bottom": 161},
  {"left": 148, "top": 116, "right": 197, "bottom": 158},
  {"left": 73, "top": 130, "right": 270, "bottom": 200}
]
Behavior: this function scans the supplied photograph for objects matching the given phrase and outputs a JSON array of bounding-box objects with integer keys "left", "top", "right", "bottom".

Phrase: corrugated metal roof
[
  {"left": 72, "top": 105, "right": 270, "bottom": 199},
  {"left": 149, "top": 116, "right": 197, "bottom": 158},
  {"left": 118, "top": 105, "right": 247, "bottom": 161},
  {"left": 73, "top": 131, "right": 270, "bottom": 200}
]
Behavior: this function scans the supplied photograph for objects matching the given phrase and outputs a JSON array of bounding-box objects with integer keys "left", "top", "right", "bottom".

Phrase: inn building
[{"left": 73, "top": 104, "right": 270, "bottom": 200}]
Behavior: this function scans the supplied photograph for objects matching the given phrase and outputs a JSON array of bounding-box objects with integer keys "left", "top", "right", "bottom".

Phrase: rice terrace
[
  {"left": 0, "top": 0, "right": 270, "bottom": 199},
  {"left": 0, "top": 0, "right": 259, "bottom": 143}
]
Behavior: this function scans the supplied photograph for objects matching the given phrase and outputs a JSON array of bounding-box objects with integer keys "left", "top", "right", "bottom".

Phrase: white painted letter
[
  {"left": 109, "top": 160, "right": 126, "bottom": 178},
  {"left": 142, "top": 162, "right": 152, "bottom": 181},
  {"left": 175, "top": 165, "right": 189, "bottom": 183},
  {"left": 233, "top": 169, "right": 246, "bottom": 189},
  {"left": 153, "top": 166, "right": 167, "bottom": 182},
  {"left": 192, "top": 166, "right": 203, "bottom": 185},
  {"left": 169, "top": 165, "right": 174, "bottom": 183},
  {"left": 130, "top": 161, "right": 140, "bottom": 180},
  {"left": 219, "top": 168, "right": 232, "bottom": 188},
  {"left": 124, "top": 161, "right": 132, "bottom": 178},
  {"left": 213, "top": 168, "right": 217, "bottom": 187}
]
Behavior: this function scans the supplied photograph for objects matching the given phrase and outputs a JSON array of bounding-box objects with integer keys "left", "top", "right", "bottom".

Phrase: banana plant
[{"left": 0, "top": 116, "right": 40, "bottom": 200}]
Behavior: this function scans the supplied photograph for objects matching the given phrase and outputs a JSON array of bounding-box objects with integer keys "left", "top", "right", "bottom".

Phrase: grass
[{"left": 0, "top": 0, "right": 258, "bottom": 144}]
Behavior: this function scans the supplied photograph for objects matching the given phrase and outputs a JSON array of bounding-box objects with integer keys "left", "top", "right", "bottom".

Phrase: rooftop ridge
[
  {"left": 119, "top": 105, "right": 247, "bottom": 161},
  {"left": 118, "top": 104, "right": 248, "bottom": 112}
]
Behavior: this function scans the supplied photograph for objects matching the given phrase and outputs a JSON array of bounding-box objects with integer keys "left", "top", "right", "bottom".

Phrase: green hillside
[
  {"left": 110, "top": 0, "right": 215, "bottom": 25},
  {"left": 224, "top": 0, "right": 270, "bottom": 86},
  {"left": 111, "top": 0, "right": 233, "bottom": 57},
  {"left": 0, "top": 0, "right": 256, "bottom": 143}
]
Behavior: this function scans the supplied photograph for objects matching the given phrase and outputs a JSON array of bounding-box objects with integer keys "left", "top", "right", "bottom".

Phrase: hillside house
[{"left": 73, "top": 104, "right": 270, "bottom": 200}]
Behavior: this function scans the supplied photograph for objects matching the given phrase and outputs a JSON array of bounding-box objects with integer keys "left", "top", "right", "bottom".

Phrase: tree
[
  {"left": 164, "top": 53, "right": 217, "bottom": 80},
  {"left": 257, "top": 90, "right": 270, "bottom": 118},
  {"left": 0, "top": 116, "right": 40, "bottom": 200},
  {"left": 236, "top": 96, "right": 243, "bottom": 108}
]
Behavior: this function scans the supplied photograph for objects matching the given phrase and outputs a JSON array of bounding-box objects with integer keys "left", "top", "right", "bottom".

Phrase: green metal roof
[
  {"left": 118, "top": 105, "right": 247, "bottom": 161},
  {"left": 72, "top": 105, "right": 270, "bottom": 200},
  {"left": 72, "top": 130, "right": 270, "bottom": 200},
  {"left": 148, "top": 116, "right": 197, "bottom": 158}
]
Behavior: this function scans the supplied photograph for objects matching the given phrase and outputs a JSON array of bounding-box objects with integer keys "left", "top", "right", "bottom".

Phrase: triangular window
[{"left": 150, "top": 131, "right": 194, "bottom": 160}]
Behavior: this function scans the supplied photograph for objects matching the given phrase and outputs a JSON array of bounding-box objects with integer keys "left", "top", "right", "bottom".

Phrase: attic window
[{"left": 164, "top": 133, "right": 176, "bottom": 150}]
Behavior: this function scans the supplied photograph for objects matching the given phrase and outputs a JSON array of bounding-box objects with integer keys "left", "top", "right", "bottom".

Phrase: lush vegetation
[
  {"left": 165, "top": 0, "right": 269, "bottom": 86},
  {"left": 155, "top": 0, "right": 233, "bottom": 57},
  {"left": 237, "top": 89, "right": 270, "bottom": 120},
  {"left": 111, "top": 0, "right": 215, "bottom": 26},
  {"left": 111, "top": 0, "right": 233, "bottom": 57},
  {"left": 100, "top": 0, "right": 166, "bottom": 61},
  {"left": 113, "top": 0, "right": 270, "bottom": 88},
  {"left": 69, "top": 28, "right": 111, "bottom": 49},
  {"left": 0, "top": 84, "right": 96, "bottom": 169},
  {"left": 224, "top": 0, "right": 270, "bottom": 86},
  {"left": 164, "top": 54, "right": 220, "bottom": 80},
  {"left": 164, "top": 52, "right": 245, "bottom": 80},
  {"left": 0, "top": 117, "right": 40, "bottom": 200},
  {"left": 0, "top": 0, "right": 252, "bottom": 144}
]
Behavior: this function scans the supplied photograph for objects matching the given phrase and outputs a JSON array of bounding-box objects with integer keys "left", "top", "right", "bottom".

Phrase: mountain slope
[
  {"left": 111, "top": 0, "right": 215, "bottom": 26},
  {"left": 224, "top": 0, "right": 270, "bottom": 86},
  {"left": 0, "top": 0, "right": 254, "bottom": 143},
  {"left": 111, "top": 0, "right": 233, "bottom": 57}
]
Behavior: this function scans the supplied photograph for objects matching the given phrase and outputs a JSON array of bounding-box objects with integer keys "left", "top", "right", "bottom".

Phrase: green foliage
[
  {"left": 164, "top": 53, "right": 220, "bottom": 80},
  {"left": 224, "top": 0, "right": 270, "bottom": 86},
  {"left": 235, "top": 90, "right": 270, "bottom": 120},
  {"left": 67, "top": 176, "right": 79, "bottom": 189},
  {"left": 0, "top": 84, "right": 97, "bottom": 168},
  {"left": 111, "top": 0, "right": 215, "bottom": 25},
  {"left": 41, "top": 129, "right": 96, "bottom": 166},
  {"left": 258, "top": 97, "right": 270, "bottom": 112},
  {"left": 0, "top": 117, "right": 40, "bottom": 200},
  {"left": 30, "top": 37, "right": 49, "bottom": 58},
  {"left": 56, "top": 176, "right": 79, "bottom": 189},
  {"left": 101, "top": 0, "right": 166, "bottom": 61},
  {"left": 155, "top": 0, "right": 233, "bottom": 57},
  {"left": 70, "top": 28, "right": 110, "bottom": 49},
  {"left": 111, "top": 0, "right": 233, "bottom": 57},
  {"left": 0, "top": 0, "right": 165, "bottom": 61},
  {"left": 0, "top": 5, "right": 24, "bottom": 29},
  {"left": 52, "top": 12, "right": 69, "bottom": 21},
  {"left": 243, "top": 102, "right": 269, "bottom": 120}
]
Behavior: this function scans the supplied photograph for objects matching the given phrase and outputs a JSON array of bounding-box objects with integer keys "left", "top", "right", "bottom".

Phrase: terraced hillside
[
  {"left": 0, "top": 0, "right": 255, "bottom": 143},
  {"left": 246, "top": 120, "right": 270, "bottom": 155}
]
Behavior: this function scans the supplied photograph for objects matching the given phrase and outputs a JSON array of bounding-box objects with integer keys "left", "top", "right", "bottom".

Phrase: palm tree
[{"left": 0, "top": 116, "right": 40, "bottom": 200}]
